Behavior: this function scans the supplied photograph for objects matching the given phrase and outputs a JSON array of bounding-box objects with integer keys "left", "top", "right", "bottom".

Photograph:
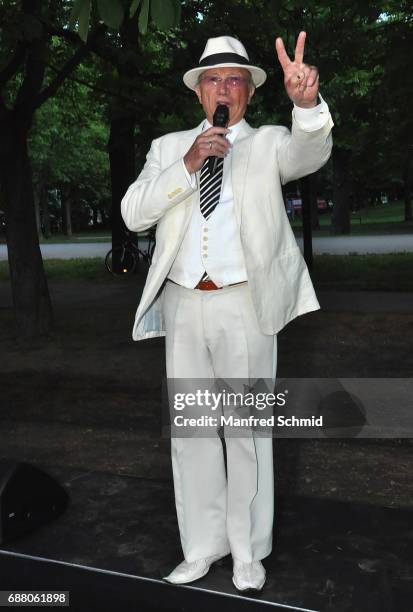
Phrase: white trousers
[{"left": 163, "top": 280, "right": 277, "bottom": 563}]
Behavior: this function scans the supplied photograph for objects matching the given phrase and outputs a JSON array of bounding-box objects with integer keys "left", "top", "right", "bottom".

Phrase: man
[{"left": 121, "top": 33, "right": 333, "bottom": 592}]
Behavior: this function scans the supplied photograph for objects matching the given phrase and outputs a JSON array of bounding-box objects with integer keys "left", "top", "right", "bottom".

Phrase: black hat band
[{"left": 199, "top": 53, "right": 250, "bottom": 67}]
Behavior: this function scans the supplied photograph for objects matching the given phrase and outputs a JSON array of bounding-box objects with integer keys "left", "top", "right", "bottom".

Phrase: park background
[{"left": 0, "top": 1, "right": 412, "bottom": 609}]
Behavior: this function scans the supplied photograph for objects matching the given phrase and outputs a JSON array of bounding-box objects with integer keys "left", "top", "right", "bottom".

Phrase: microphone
[{"left": 209, "top": 104, "right": 229, "bottom": 176}]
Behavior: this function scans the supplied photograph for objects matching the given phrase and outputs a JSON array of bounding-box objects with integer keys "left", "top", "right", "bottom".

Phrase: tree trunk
[
  {"left": 310, "top": 173, "right": 320, "bottom": 230},
  {"left": 331, "top": 147, "right": 351, "bottom": 234},
  {"left": 33, "top": 188, "right": 42, "bottom": 238},
  {"left": 99, "top": 205, "right": 108, "bottom": 228},
  {"left": 107, "top": 15, "right": 138, "bottom": 274},
  {"left": 0, "top": 119, "right": 53, "bottom": 339},
  {"left": 0, "top": 0, "right": 100, "bottom": 340},
  {"left": 108, "top": 112, "right": 136, "bottom": 273},
  {"left": 403, "top": 153, "right": 412, "bottom": 222},
  {"left": 300, "top": 175, "right": 313, "bottom": 271},
  {"left": 92, "top": 206, "right": 98, "bottom": 227},
  {"left": 40, "top": 184, "right": 51, "bottom": 238},
  {"left": 62, "top": 193, "right": 72, "bottom": 236}
]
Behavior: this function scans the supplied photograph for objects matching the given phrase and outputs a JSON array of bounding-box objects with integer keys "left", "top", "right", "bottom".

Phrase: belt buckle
[{"left": 196, "top": 280, "right": 220, "bottom": 291}]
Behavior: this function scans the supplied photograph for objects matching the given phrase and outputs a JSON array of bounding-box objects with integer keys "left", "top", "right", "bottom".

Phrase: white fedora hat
[{"left": 183, "top": 35, "right": 267, "bottom": 90}]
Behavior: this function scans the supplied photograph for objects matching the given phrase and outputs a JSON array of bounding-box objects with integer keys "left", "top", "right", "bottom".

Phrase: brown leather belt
[
  {"left": 195, "top": 279, "right": 246, "bottom": 291},
  {"left": 195, "top": 279, "right": 220, "bottom": 290}
]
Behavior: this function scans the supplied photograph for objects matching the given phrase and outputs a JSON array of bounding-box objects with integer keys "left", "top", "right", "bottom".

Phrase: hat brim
[{"left": 183, "top": 63, "right": 267, "bottom": 90}]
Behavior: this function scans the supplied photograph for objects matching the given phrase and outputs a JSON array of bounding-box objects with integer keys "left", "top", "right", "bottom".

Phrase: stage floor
[{"left": 0, "top": 464, "right": 412, "bottom": 611}]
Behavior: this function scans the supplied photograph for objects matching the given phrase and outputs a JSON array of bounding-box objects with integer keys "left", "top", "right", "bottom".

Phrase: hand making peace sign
[{"left": 275, "top": 31, "right": 319, "bottom": 108}]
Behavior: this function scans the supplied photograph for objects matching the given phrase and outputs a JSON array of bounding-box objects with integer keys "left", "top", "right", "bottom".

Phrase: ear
[
  {"left": 248, "top": 86, "right": 256, "bottom": 103},
  {"left": 194, "top": 84, "right": 203, "bottom": 104}
]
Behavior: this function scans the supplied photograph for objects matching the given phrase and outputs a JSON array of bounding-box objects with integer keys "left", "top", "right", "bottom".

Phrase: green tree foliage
[
  {"left": 69, "top": 0, "right": 181, "bottom": 40},
  {"left": 29, "top": 65, "right": 111, "bottom": 230},
  {"left": 175, "top": 1, "right": 411, "bottom": 230},
  {"left": 0, "top": 0, "right": 182, "bottom": 338}
]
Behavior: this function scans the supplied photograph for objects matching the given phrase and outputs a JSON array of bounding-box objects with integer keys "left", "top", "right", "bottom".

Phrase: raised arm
[
  {"left": 274, "top": 31, "right": 333, "bottom": 184},
  {"left": 275, "top": 31, "right": 319, "bottom": 108}
]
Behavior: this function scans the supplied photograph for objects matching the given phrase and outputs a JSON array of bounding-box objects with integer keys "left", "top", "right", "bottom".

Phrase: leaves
[
  {"left": 129, "top": 0, "right": 142, "bottom": 19},
  {"left": 171, "top": 0, "right": 182, "bottom": 27},
  {"left": 69, "top": 0, "right": 181, "bottom": 41},
  {"left": 69, "top": 0, "right": 91, "bottom": 43},
  {"left": 29, "top": 71, "right": 111, "bottom": 208},
  {"left": 96, "top": 0, "right": 124, "bottom": 30},
  {"left": 138, "top": 0, "right": 150, "bottom": 35},
  {"left": 150, "top": 0, "right": 181, "bottom": 31}
]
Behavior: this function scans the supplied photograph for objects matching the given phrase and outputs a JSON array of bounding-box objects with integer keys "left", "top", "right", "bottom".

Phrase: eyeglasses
[{"left": 198, "top": 75, "right": 251, "bottom": 88}]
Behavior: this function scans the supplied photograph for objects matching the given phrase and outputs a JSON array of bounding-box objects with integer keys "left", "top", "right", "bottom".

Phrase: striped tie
[
  {"left": 199, "top": 157, "right": 224, "bottom": 220},
  {"left": 198, "top": 157, "right": 224, "bottom": 283}
]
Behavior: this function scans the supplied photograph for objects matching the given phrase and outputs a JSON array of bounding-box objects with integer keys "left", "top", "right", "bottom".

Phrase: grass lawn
[
  {"left": 311, "top": 253, "right": 413, "bottom": 291},
  {"left": 0, "top": 229, "right": 151, "bottom": 245},
  {"left": 0, "top": 230, "right": 111, "bottom": 245},
  {"left": 292, "top": 200, "right": 413, "bottom": 236},
  {"left": 0, "top": 253, "right": 412, "bottom": 291},
  {"left": 0, "top": 258, "right": 109, "bottom": 281}
]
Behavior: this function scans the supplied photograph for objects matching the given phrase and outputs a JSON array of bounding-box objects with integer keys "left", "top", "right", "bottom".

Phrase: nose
[{"left": 217, "top": 77, "right": 230, "bottom": 94}]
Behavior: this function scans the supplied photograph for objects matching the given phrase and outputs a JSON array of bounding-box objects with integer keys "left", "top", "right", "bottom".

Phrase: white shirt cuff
[
  {"left": 292, "top": 93, "right": 330, "bottom": 132},
  {"left": 182, "top": 159, "right": 197, "bottom": 189}
]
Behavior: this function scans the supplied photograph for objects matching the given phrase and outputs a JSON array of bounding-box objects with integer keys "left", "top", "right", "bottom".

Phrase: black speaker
[{"left": 0, "top": 461, "right": 69, "bottom": 544}]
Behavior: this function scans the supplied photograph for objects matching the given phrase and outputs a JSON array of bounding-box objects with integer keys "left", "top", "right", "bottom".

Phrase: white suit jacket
[{"left": 121, "top": 112, "right": 334, "bottom": 341}]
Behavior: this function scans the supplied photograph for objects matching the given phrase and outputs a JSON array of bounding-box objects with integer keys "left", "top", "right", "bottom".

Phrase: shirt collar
[{"left": 203, "top": 117, "right": 245, "bottom": 144}]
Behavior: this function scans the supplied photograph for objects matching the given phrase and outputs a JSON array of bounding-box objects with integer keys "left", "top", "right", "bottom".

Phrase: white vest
[{"left": 167, "top": 119, "right": 248, "bottom": 288}]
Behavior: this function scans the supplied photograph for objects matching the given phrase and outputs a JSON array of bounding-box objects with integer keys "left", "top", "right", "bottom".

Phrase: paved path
[
  {"left": 0, "top": 242, "right": 114, "bottom": 261},
  {"left": 0, "top": 234, "right": 412, "bottom": 261},
  {"left": 297, "top": 234, "right": 413, "bottom": 255}
]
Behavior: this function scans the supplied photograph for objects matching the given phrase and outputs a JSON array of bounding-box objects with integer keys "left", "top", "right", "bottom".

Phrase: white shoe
[
  {"left": 232, "top": 558, "right": 266, "bottom": 592},
  {"left": 163, "top": 553, "right": 228, "bottom": 585}
]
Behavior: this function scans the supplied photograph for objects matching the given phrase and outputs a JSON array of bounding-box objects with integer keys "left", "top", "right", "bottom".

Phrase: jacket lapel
[
  {"left": 231, "top": 119, "right": 255, "bottom": 225},
  {"left": 170, "top": 121, "right": 205, "bottom": 238},
  {"left": 177, "top": 120, "right": 205, "bottom": 156}
]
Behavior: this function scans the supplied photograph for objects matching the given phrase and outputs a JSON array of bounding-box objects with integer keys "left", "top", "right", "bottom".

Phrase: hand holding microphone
[
  {"left": 183, "top": 105, "right": 230, "bottom": 175},
  {"left": 208, "top": 104, "right": 229, "bottom": 176}
]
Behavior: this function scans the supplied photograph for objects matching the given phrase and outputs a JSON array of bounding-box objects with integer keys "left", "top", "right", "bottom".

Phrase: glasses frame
[{"left": 197, "top": 74, "right": 252, "bottom": 89}]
